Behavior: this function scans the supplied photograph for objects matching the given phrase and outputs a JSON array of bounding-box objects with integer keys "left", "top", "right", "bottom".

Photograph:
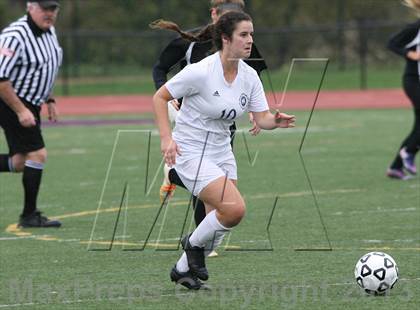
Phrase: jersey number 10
[{"left": 220, "top": 109, "right": 237, "bottom": 120}]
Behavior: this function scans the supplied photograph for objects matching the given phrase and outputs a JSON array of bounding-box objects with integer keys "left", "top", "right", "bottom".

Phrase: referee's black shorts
[{"left": 0, "top": 99, "right": 45, "bottom": 156}]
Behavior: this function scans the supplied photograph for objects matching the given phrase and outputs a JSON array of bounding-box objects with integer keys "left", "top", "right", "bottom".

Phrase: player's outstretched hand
[{"left": 275, "top": 112, "right": 296, "bottom": 128}]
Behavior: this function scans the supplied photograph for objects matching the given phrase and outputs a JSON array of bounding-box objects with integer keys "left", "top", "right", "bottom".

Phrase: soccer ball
[{"left": 354, "top": 252, "right": 398, "bottom": 295}]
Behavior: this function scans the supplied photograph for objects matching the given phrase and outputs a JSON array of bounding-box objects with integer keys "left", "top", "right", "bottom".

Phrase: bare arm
[
  {"left": 252, "top": 110, "right": 296, "bottom": 130},
  {"left": 0, "top": 80, "right": 35, "bottom": 127},
  {"left": 46, "top": 97, "right": 59, "bottom": 122},
  {"left": 152, "top": 85, "right": 181, "bottom": 166}
]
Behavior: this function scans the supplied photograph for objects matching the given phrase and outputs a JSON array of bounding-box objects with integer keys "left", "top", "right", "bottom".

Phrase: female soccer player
[
  {"left": 153, "top": 11, "right": 295, "bottom": 289},
  {"left": 386, "top": 0, "right": 420, "bottom": 180},
  {"left": 151, "top": 1, "right": 267, "bottom": 248}
]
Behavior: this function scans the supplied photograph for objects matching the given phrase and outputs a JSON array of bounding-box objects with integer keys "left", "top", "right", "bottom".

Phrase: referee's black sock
[
  {"left": 22, "top": 160, "right": 44, "bottom": 216},
  {"left": 0, "top": 154, "right": 13, "bottom": 172}
]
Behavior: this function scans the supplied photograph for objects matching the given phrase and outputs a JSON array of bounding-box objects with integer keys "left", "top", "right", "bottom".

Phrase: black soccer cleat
[
  {"left": 18, "top": 210, "right": 62, "bottom": 228},
  {"left": 181, "top": 234, "right": 209, "bottom": 281},
  {"left": 170, "top": 266, "right": 203, "bottom": 290}
]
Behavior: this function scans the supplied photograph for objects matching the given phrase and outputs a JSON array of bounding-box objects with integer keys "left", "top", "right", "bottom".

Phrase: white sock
[
  {"left": 189, "top": 210, "right": 230, "bottom": 248},
  {"left": 204, "top": 231, "right": 226, "bottom": 256},
  {"left": 176, "top": 211, "right": 230, "bottom": 272},
  {"left": 176, "top": 252, "right": 189, "bottom": 272}
]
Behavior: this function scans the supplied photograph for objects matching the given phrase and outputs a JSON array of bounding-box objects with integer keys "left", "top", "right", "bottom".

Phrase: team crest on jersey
[
  {"left": 0, "top": 47, "right": 15, "bottom": 57},
  {"left": 239, "top": 93, "right": 249, "bottom": 110}
]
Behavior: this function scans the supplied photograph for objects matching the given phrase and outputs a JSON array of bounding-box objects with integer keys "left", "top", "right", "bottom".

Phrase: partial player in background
[
  {"left": 150, "top": 1, "right": 267, "bottom": 250},
  {"left": 386, "top": 0, "right": 420, "bottom": 180},
  {"left": 153, "top": 11, "right": 295, "bottom": 290},
  {"left": 0, "top": 0, "right": 62, "bottom": 227}
]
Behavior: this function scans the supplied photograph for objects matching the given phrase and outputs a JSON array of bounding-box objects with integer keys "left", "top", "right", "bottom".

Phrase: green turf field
[{"left": 0, "top": 109, "right": 419, "bottom": 309}]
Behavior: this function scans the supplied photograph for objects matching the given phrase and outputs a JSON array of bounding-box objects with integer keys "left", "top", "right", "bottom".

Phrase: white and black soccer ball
[{"left": 354, "top": 252, "right": 399, "bottom": 295}]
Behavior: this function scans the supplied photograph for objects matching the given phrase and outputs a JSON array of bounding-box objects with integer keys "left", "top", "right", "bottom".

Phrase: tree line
[{"left": 0, "top": 0, "right": 413, "bottom": 73}]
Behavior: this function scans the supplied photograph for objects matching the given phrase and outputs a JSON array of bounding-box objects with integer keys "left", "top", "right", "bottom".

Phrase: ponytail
[
  {"left": 149, "top": 19, "right": 197, "bottom": 41},
  {"left": 150, "top": 19, "right": 216, "bottom": 43}
]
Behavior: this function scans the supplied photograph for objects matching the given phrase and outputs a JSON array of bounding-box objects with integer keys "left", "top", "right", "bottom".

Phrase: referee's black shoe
[
  {"left": 18, "top": 210, "right": 62, "bottom": 228},
  {"left": 181, "top": 234, "right": 209, "bottom": 281},
  {"left": 170, "top": 266, "right": 204, "bottom": 290}
]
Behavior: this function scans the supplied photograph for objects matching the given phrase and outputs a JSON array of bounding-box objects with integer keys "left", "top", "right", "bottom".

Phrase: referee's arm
[
  {"left": 0, "top": 35, "right": 35, "bottom": 127},
  {"left": 0, "top": 81, "right": 36, "bottom": 127}
]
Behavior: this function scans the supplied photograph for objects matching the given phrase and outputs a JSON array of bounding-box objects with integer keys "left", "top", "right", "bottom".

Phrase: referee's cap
[{"left": 29, "top": 0, "right": 60, "bottom": 9}]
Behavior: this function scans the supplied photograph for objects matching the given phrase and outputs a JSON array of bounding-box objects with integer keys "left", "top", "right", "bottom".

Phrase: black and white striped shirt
[{"left": 0, "top": 14, "right": 62, "bottom": 106}]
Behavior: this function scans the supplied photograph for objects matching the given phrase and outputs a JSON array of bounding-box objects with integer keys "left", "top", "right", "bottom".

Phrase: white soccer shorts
[{"left": 174, "top": 150, "right": 237, "bottom": 196}]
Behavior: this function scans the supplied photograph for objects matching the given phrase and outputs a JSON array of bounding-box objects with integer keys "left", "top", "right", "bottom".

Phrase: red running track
[{"left": 48, "top": 89, "right": 410, "bottom": 116}]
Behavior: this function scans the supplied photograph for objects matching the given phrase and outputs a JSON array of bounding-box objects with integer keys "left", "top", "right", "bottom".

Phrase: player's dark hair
[
  {"left": 149, "top": 19, "right": 214, "bottom": 42},
  {"left": 149, "top": 0, "right": 244, "bottom": 43},
  {"left": 213, "top": 11, "right": 252, "bottom": 51}
]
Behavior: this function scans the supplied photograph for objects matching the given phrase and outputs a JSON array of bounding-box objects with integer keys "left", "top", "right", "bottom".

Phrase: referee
[{"left": 0, "top": 0, "right": 62, "bottom": 227}]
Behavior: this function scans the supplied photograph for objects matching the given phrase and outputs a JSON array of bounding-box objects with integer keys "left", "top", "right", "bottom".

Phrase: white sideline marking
[
  {"left": 1, "top": 234, "right": 419, "bottom": 252},
  {"left": 246, "top": 188, "right": 363, "bottom": 199},
  {"left": 362, "top": 239, "right": 416, "bottom": 244},
  {"left": 0, "top": 236, "right": 37, "bottom": 241},
  {"left": 332, "top": 207, "right": 417, "bottom": 216},
  {"left": 119, "top": 127, "right": 337, "bottom": 136},
  {"left": 2, "top": 188, "right": 415, "bottom": 249}
]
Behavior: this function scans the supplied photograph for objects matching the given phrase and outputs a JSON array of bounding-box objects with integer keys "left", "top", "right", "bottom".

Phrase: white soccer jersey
[{"left": 166, "top": 52, "right": 268, "bottom": 155}]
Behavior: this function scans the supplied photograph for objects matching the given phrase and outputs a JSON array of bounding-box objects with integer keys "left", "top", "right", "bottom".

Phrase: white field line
[
  {"left": 1, "top": 233, "right": 419, "bottom": 252},
  {"left": 332, "top": 207, "right": 418, "bottom": 216},
  {"left": 0, "top": 236, "right": 37, "bottom": 241},
  {"left": 361, "top": 239, "right": 417, "bottom": 243},
  {"left": 2, "top": 189, "right": 417, "bottom": 246},
  {"left": 128, "top": 127, "right": 338, "bottom": 137}
]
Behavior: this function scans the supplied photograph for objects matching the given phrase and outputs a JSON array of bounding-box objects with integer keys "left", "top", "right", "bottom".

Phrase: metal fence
[{"left": 57, "top": 19, "right": 405, "bottom": 95}]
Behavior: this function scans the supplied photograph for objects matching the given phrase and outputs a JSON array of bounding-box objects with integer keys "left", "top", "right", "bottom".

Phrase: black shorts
[
  {"left": 403, "top": 75, "right": 420, "bottom": 110},
  {"left": 0, "top": 99, "right": 45, "bottom": 156}
]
